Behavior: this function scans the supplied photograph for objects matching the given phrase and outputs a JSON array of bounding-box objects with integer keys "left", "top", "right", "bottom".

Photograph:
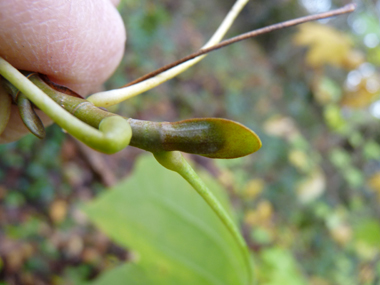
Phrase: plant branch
[
  {"left": 0, "top": 57, "right": 132, "bottom": 154},
  {"left": 154, "top": 151, "right": 254, "bottom": 284},
  {"left": 87, "top": 3, "right": 355, "bottom": 107},
  {"left": 87, "top": 0, "right": 249, "bottom": 107},
  {"left": 124, "top": 4, "right": 356, "bottom": 87}
]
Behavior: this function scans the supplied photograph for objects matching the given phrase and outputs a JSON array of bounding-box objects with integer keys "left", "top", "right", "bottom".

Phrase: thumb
[
  {"left": 0, "top": 0, "right": 126, "bottom": 95},
  {"left": 0, "top": 0, "right": 126, "bottom": 143}
]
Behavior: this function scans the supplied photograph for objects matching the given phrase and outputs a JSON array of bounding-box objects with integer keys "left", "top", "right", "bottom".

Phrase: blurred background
[{"left": 0, "top": 0, "right": 379, "bottom": 284}]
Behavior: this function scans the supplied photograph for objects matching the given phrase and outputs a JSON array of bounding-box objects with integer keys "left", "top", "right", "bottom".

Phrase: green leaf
[
  {"left": 363, "top": 140, "right": 380, "bottom": 160},
  {"left": 354, "top": 219, "right": 380, "bottom": 248},
  {"left": 323, "top": 104, "right": 347, "bottom": 133},
  {"left": 85, "top": 154, "right": 248, "bottom": 285},
  {"left": 256, "top": 247, "right": 307, "bottom": 285},
  {"left": 192, "top": 118, "right": 262, "bottom": 159}
]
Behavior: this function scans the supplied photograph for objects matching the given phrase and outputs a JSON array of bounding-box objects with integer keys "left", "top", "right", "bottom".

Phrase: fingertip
[
  {"left": 0, "top": 0, "right": 126, "bottom": 95},
  {"left": 110, "top": 0, "right": 121, "bottom": 6}
]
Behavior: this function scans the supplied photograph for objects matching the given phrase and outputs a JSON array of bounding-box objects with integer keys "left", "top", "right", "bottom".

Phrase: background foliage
[{"left": 0, "top": 0, "right": 379, "bottom": 284}]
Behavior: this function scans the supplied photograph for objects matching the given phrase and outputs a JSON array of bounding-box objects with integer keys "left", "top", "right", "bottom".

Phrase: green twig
[
  {"left": 0, "top": 88, "right": 11, "bottom": 136},
  {"left": 87, "top": 0, "right": 249, "bottom": 107},
  {"left": 154, "top": 151, "right": 253, "bottom": 284},
  {"left": 87, "top": 2, "right": 355, "bottom": 108},
  {"left": 0, "top": 57, "right": 132, "bottom": 154}
]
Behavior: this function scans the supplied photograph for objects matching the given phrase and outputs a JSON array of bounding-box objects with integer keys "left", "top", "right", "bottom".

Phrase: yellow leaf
[
  {"left": 294, "top": 23, "right": 353, "bottom": 68},
  {"left": 49, "top": 200, "right": 68, "bottom": 224},
  {"left": 312, "top": 76, "right": 342, "bottom": 105},
  {"left": 359, "top": 265, "right": 376, "bottom": 284},
  {"left": 330, "top": 223, "right": 352, "bottom": 246},
  {"left": 323, "top": 104, "right": 347, "bottom": 132},
  {"left": 368, "top": 172, "right": 380, "bottom": 193},
  {"left": 263, "top": 116, "right": 299, "bottom": 140},
  {"left": 217, "top": 169, "right": 235, "bottom": 188},
  {"left": 245, "top": 200, "right": 273, "bottom": 226},
  {"left": 368, "top": 172, "right": 380, "bottom": 202},
  {"left": 342, "top": 50, "right": 365, "bottom": 70},
  {"left": 297, "top": 169, "right": 326, "bottom": 204},
  {"left": 243, "top": 178, "right": 265, "bottom": 199},
  {"left": 342, "top": 75, "right": 380, "bottom": 108},
  {"left": 66, "top": 235, "right": 84, "bottom": 258},
  {"left": 288, "top": 149, "right": 310, "bottom": 173}
]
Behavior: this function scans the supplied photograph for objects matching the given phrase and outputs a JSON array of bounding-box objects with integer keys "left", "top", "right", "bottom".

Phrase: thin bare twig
[{"left": 123, "top": 4, "right": 356, "bottom": 88}]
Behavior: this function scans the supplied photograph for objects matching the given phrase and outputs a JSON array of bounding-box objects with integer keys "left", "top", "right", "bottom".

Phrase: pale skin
[{"left": 0, "top": 0, "right": 126, "bottom": 143}]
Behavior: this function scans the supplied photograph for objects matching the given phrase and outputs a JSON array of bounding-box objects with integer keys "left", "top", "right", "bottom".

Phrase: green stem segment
[
  {"left": 0, "top": 89, "right": 11, "bottom": 136},
  {"left": 16, "top": 93, "right": 46, "bottom": 139},
  {"left": 0, "top": 57, "right": 132, "bottom": 154},
  {"left": 29, "top": 74, "right": 114, "bottom": 128},
  {"left": 1, "top": 65, "right": 261, "bottom": 159},
  {"left": 153, "top": 151, "right": 253, "bottom": 284},
  {"left": 2, "top": 74, "right": 46, "bottom": 139}
]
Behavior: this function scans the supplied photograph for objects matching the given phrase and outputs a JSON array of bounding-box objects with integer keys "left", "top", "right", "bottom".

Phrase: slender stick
[
  {"left": 124, "top": 4, "right": 356, "bottom": 87},
  {"left": 87, "top": 3, "right": 355, "bottom": 107},
  {"left": 154, "top": 151, "right": 254, "bottom": 284},
  {"left": 87, "top": 0, "right": 249, "bottom": 107}
]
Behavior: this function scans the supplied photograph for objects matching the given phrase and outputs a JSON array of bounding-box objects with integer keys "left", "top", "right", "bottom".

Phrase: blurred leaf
[
  {"left": 368, "top": 47, "right": 380, "bottom": 66},
  {"left": 312, "top": 76, "right": 342, "bottom": 105},
  {"left": 363, "top": 140, "right": 380, "bottom": 160},
  {"left": 85, "top": 155, "right": 248, "bottom": 285},
  {"left": 323, "top": 104, "right": 347, "bottom": 133},
  {"left": 288, "top": 149, "right": 311, "bottom": 173},
  {"left": 49, "top": 200, "right": 68, "bottom": 224},
  {"left": 352, "top": 12, "right": 380, "bottom": 65},
  {"left": 329, "top": 148, "right": 351, "bottom": 169},
  {"left": 251, "top": 227, "right": 273, "bottom": 245},
  {"left": 368, "top": 171, "right": 380, "bottom": 194},
  {"left": 242, "top": 178, "right": 265, "bottom": 199},
  {"left": 326, "top": 210, "right": 352, "bottom": 246},
  {"left": 348, "top": 132, "right": 364, "bottom": 148},
  {"left": 342, "top": 75, "right": 380, "bottom": 108},
  {"left": 256, "top": 247, "right": 307, "bottom": 285},
  {"left": 330, "top": 148, "right": 364, "bottom": 188},
  {"left": 329, "top": 223, "right": 352, "bottom": 246},
  {"left": 263, "top": 116, "right": 298, "bottom": 140},
  {"left": 5, "top": 218, "right": 42, "bottom": 239},
  {"left": 87, "top": 263, "right": 150, "bottom": 285},
  {"left": 296, "top": 169, "right": 325, "bottom": 204},
  {"left": 294, "top": 23, "right": 358, "bottom": 69},
  {"left": 343, "top": 167, "right": 364, "bottom": 188},
  {"left": 354, "top": 219, "right": 380, "bottom": 248},
  {"left": 245, "top": 200, "right": 273, "bottom": 228},
  {"left": 4, "top": 191, "right": 25, "bottom": 208}
]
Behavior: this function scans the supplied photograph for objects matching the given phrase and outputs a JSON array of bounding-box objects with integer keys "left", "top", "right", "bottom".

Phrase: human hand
[{"left": 0, "top": 0, "right": 126, "bottom": 143}]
